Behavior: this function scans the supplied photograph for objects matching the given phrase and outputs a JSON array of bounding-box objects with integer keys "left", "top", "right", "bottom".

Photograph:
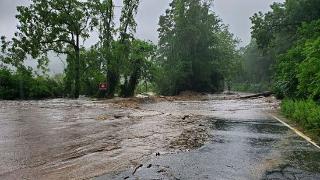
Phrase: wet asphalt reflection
[{"left": 97, "top": 97, "right": 320, "bottom": 180}]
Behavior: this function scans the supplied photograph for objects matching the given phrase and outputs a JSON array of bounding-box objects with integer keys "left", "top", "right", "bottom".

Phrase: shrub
[
  {"left": 281, "top": 99, "right": 320, "bottom": 134},
  {"left": 0, "top": 68, "right": 64, "bottom": 100}
]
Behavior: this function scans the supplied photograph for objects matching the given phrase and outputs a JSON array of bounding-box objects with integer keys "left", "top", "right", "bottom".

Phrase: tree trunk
[
  {"left": 19, "top": 75, "right": 24, "bottom": 99},
  {"left": 240, "top": 91, "right": 273, "bottom": 99},
  {"left": 126, "top": 71, "right": 139, "bottom": 97},
  {"left": 121, "top": 62, "right": 141, "bottom": 98},
  {"left": 74, "top": 35, "right": 80, "bottom": 99},
  {"left": 106, "top": 70, "right": 118, "bottom": 98}
]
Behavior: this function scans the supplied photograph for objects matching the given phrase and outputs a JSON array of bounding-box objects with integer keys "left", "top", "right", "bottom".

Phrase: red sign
[{"left": 99, "top": 83, "right": 108, "bottom": 91}]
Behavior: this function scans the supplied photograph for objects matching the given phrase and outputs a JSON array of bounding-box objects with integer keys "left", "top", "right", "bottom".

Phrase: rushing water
[{"left": 0, "top": 96, "right": 319, "bottom": 180}]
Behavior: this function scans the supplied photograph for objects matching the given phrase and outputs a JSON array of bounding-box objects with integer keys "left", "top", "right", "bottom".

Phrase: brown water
[{"left": 0, "top": 95, "right": 319, "bottom": 180}]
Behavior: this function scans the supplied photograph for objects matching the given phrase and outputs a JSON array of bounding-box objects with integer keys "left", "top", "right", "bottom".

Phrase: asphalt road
[
  {"left": 0, "top": 95, "right": 319, "bottom": 180},
  {"left": 97, "top": 96, "right": 320, "bottom": 180}
]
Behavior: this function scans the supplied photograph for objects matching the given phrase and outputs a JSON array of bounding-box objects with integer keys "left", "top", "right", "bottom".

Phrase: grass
[{"left": 281, "top": 99, "right": 320, "bottom": 137}]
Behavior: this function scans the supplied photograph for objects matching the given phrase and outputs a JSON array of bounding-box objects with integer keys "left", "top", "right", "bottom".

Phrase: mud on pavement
[
  {"left": 0, "top": 94, "right": 319, "bottom": 179},
  {"left": 0, "top": 95, "right": 216, "bottom": 179}
]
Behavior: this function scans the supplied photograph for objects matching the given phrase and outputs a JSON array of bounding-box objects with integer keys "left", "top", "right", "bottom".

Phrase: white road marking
[{"left": 270, "top": 114, "right": 320, "bottom": 150}]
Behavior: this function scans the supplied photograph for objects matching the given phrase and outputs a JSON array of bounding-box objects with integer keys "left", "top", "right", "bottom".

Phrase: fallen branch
[
  {"left": 132, "top": 164, "right": 143, "bottom": 175},
  {"left": 240, "top": 91, "right": 273, "bottom": 99}
]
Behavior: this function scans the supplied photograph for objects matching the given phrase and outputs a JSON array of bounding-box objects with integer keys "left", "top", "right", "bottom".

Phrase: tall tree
[
  {"left": 120, "top": 40, "right": 155, "bottom": 97},
  {"left": 157, "top": 0, "right": 239, "bottom": 95},
  {"left": 250, "top": 0, "right": 320, "bottom": 98},
  {"left": 107, "top": 0, "right": 140, "bottom": 97},
  {"left": 14, "top": 0, "right": 94, "bottom": 98},
  {"left": 89, "top": 0, "right": 115, "bottom": 97}
]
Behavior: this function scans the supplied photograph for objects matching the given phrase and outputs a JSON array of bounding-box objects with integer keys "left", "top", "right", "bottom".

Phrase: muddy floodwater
[{"left": 0, "top": 94, "right": 319, "bottom": 180}]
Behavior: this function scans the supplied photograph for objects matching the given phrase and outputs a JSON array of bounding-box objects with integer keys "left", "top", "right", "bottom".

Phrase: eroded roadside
[{"left": 0, "top": 94, "right": 319, "bottom": 180}]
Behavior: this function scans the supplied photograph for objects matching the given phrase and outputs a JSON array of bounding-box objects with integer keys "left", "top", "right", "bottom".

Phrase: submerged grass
[{"left": 281, "top": 99, "right": 320, "bottom": 137}]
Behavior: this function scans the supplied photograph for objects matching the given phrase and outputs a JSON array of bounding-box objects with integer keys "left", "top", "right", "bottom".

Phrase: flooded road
[{"left": 0, "top": 95, "right": 319, "bottom": 179}]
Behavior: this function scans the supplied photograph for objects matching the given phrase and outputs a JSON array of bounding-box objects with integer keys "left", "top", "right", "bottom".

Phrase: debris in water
[
  {"left": 96, "top": 114, "right": 111, "bottom": 121},
  {"left": 182, "top": 115, "right": 190, "bottom": 120},
  {"left": 132, "top": 164, "right": 143, "bottom": 175},
  {"left": 114, "top": 115, "right": 123, "bottom": 119},
  {"left": 157, "top": 168, "right": 166, "bottom": 173}
]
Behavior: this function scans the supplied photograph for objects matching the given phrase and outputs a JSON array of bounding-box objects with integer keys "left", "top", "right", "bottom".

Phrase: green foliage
[
  {"left": 251, "top": 0, "right": 320, "bottom": 100},
  {"left": 97, "top": 0, "right": 140, "bottom": 97},
  {"left": 251, "top": 0, "right": 320, "bottom": 53},
  {"left": 2, "top": 0, "right": 157, "bottom": 99},
  {"left": 80, "top": 48, "right": 106, "bottom": 97},
  {"left": 89, "top": 0, "right": 115, "bottom": 97},
  {"left": 281, "top": 99, "right": 320, "bottom": 135},
  {"left": 273, "top": 46, "right": 303, "bottom": 98},
  {"left": 274, "top": 19, "right": 320, "bottom": 100},
  {"left": 156, "top": 0, "right": 239, "bottom": 95},
  {"left": 120, "top": 39, "right": 156, "bottom": 97},
  {"left": 297, "top": 37, "right": 320, "bottom": 99},
  {"left": 13, "top": 0, "right": 96, "bottom": 98},
  {"left": 0, "top": 68, "right": 63, "bottom": 100},
  {"left": 0, "top": 68, "right": 20, "bottom": 99}
]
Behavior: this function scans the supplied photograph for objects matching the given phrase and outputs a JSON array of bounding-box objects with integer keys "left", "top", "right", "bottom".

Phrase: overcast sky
[{"left": 0, "top": 0, "right": 284, "bottom": 74}]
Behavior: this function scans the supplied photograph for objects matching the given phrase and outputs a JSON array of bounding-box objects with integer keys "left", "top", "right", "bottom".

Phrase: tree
[
  {"left": 251, "top": 0, "right": 320, "bottom": 53},
  {"left": 106, "top": 0, "right": 140, "bottom": 97},
  {"left": 89, "top": 0, "right": 115, "bottom": 97},
  {"left": 120, "top": 40, "right": 155, "bottom": 97},
  {"left": 236, "top": 40, "right": 274, "bottom": 91},
  {"left": 156, "top": 0, "right": 239, "bottom": 95},
  {"left": 298, "top": 37, "right": 320, "bottom": 99},
  {"left": 250, "top": 0, "right": 320, "bottom": 98},
  {"left": 80, "top": 48, "right": 106, "bottom": 97},
  {"left": 14, "top": 0, "right": 95, "bottom": 98},
  {"left": 274, "top": 19, "right": 320, "bottom": 99}
]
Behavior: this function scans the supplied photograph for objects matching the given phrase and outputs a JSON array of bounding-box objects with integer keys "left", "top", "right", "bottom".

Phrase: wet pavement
[{"left": 0, "top": 95, "right": 319, "bottom": 179}]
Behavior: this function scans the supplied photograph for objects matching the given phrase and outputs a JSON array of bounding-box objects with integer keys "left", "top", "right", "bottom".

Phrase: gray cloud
[{"left": 213, "top": 0, "right": 284, "bottom": 45}]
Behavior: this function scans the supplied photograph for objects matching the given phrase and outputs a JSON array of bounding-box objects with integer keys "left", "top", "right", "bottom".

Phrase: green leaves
[
  {"left": 281, "top": 99, "right": 320, "bottom": 134},
  {"left": 298, "top": 37, "right": 320, "bottom": 99},
  {"left": 273, "top": 19, "right": 320, "bottom": 100},
  {"left": 120, "top": 0, "right": 140, "bottom": 39},
  {"left": 250, "top": 0, "right": 320, "bottom": 100},
  {"left": 156, "top": 0, "right": 239, "bottom": 95},
  {"left": 14, "top": 0, "right": 95, "bottom": 57},
  {"left": 0, "top": 67, "right": 63, "bottom": 100},
  {"left": 12, "top": 0, "right": 98, "bottom": 98}
]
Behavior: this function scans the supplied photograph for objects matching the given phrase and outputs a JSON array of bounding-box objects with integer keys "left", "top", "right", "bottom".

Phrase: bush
[
  {"left": 274, "top": 20, "right": 320, "bottom": 100},
  {"left": 0, "top": 68, "right": 63, "bottom": 100},
  {"left": 281, "top": 99, "right": 320, "bottom": 134}
]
